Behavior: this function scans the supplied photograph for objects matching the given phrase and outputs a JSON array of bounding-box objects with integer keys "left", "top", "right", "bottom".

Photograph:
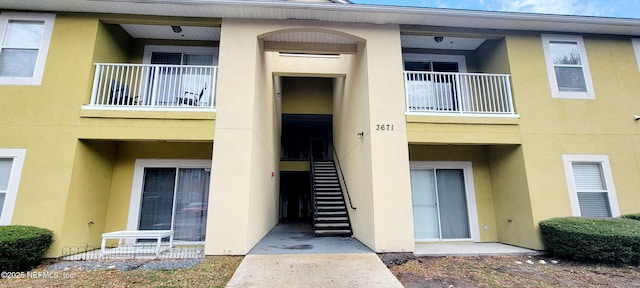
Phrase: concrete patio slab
[
  {"left": 249, "top": 221, "right": 371, "bottom": 255},
  {"left": 226, "top": 253, "right": 403, "bottom": 288},
  {"left": 414, "top": 242, "right": 540, "bottom": 257}
]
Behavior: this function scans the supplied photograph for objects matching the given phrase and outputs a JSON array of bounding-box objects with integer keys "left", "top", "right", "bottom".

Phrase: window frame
[
  {"left": 0, "top": 12, "right": 55, "bottom": 86},
  {"left": 402, "top": 53, "right": 468, "bottom": 73},
  {"left": 541, "top": 34, "right": 595, "bottom": 99},
  {"left": 0, "top": 149, "right": 26, "bottom": 225},
  {"left": 632, "top": 38, "right": 640, "bottom": 73},
  {"left": 562, "top": 154, "right": 620, "bottom": 217},
  {"left": 142, "top": 45, "right": 219, "bottom": 65}
]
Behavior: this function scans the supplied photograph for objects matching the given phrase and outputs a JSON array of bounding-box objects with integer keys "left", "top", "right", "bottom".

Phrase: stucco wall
[
  {"left": 281, "top": 77, "right": 333, "bottom": 114},
  {"left": 503, "top": 33, "right": 640, "bottom": 249}
]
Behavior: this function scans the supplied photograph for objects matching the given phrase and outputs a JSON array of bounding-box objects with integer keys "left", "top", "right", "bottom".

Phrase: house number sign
[{"left": 375, "top": 124, "right": 394, "bottom": 131}]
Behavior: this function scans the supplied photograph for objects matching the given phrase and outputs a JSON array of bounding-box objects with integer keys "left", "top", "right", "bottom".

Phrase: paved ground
[
  {"left": 228, "top": 221, "right": 537, "bottom": 287},
  {"left": 249, "top": 221, "right": 371, "bottom": 255},
  {"left": 228, "top": 221, "right": 402, "bottom": 287},
  {"left": 226, "top": 253, "right": 403, "bottom": 288}
]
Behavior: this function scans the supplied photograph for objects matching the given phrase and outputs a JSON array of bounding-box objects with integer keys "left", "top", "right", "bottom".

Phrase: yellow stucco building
[{"left": 1, "top": 0, "right": 639, "bottom": 257}]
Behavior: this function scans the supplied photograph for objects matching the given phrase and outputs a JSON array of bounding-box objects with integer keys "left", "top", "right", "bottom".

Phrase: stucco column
[
  {"left": 205, "top": 20, "right": 260, "bottom": 255},
  {"left": 365, "top": 25, "right": 415, "bottom": 252}
]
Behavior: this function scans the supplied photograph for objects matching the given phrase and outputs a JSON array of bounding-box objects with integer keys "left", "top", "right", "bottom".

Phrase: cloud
[{"left": 494, "top": 0, "right": 610, "bottom": 17}]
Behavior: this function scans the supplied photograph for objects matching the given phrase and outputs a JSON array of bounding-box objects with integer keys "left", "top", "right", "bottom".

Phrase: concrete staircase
[{"left": 312, "top": 160, "right": 352, "bottom": 237}]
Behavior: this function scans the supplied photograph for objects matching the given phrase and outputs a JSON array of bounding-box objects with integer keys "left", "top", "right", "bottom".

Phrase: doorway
[
  {"left": 279, "top": 114, "right": 332, "bottom": 221},
  {"left": 410, "top": 162, "right": 479, "bottom": 242}
]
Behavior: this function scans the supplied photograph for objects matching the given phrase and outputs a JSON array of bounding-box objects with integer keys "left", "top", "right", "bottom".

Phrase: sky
[{"left": 349, "top": 0, "right": 640, "bottom": 19}]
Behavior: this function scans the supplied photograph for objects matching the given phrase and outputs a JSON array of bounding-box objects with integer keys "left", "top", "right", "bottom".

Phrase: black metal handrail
[
  {"left": 309, "top": 146, "right": 317, "bottom": 227},
  {"left": 330, "top": 142, "right": 356, "bottom": 211}
]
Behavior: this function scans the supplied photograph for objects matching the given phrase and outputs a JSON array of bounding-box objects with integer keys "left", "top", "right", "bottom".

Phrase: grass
[
  {"left": 0, "top": 256, "right": 242, "bottom": 288},
  {"left": 386, "top": 254, "right": 640, "bottom": 288},
  {"left": 4, "top": 253, "right": 640, "bottom": 287}
]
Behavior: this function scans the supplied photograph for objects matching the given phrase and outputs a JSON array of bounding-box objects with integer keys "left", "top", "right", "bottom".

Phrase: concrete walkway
[
  {"left": 226, "top": 253, "right": 403, "bottom": 288},
  {"left": 227, "top": 222, "right": 403, "bottom": 287},
  {"left": 227, "top": 222, "right": 538, "bottom": 287}
]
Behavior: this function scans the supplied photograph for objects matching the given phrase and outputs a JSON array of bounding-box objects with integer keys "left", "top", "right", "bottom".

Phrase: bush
[
  {"left": 621, "top": 213, "right": 640, "bottom": 221},
  {"left": 539, "top": 217, "right": 640, "bottom": 265},
  {"left": 0, "top": 225, "right": 53, "bottom": 271}
]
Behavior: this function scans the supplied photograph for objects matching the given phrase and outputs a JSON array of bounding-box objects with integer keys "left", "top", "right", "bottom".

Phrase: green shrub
[
  {"left": 0, "top": 225, "right": 53, "bottom": 271},
  {"left": 539, "top": 217, "right": 640, "bottom": 265},
  {"left": 621, "top": 213, "right": 640, "bottom": 221}
]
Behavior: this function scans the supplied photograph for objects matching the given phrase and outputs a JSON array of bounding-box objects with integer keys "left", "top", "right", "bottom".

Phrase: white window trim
[
  {"left": 562, "top": 154, "right": 620, "bottom": 217},
  {"left": 409, "top": 161, "right": 480, "bottom": 242},
  {"left": 402, "top": 53, "right": 468, "bottom": 72},
  {"left": 0, "top": 12, "right": 55, "bottom": 86},
  {"left": 541, "top": 34, "right": 595, "bottom": 99},
  {"left": 142, "top": 45, "right": 219, "bottom": 65},
  {"left": 126, "top": 159, "right": 212, "bottom": 237},
  {"left": 0, "top": 149, "right": 26, "bottom": 225},
  {"left": 632, "top": 38, "right": 640, "bottom": 73}
]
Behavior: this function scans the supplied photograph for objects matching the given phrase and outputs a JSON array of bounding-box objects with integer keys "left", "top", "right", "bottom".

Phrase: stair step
[
  {"left": 317, "top": 200, "right": 344, "bottom": 203},
  {"left": 316, "top": 206, "right": 346, "bottom": 210},
  {"left": 316, "top": 197, "right": 343, "bottom": 200},
  {"left": 318, "top": 210, "right": 347, "bottom": 216},
  {"left": 315, "top": 230, "right": 352, "bottom": 236},
  {"left": 316, "top": 217, "right": 349, "bottom": 221},
  {"left": 315, "top": 222, "right": 350, "bottom": 228}
]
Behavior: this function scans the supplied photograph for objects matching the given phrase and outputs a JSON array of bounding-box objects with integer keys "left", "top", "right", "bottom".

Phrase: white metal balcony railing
[
  {"left": 404, "top": 71, "right": 515, "bottom": 115},
  {"left": 89, "top": 63, "right": 217, "bottom": 109}
]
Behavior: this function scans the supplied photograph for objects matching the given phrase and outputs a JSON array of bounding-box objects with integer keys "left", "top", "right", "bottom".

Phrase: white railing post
[
  {"left": 505, "top": 75, "right": 515, "bottom": 115},
  {"left": 90, "top": 64, "right": 102, "bottom": 106},
  {"left": 404, "top": 72, "right": 410, "bottom": 111},
  {"left": 454, "top": 73, "right": 463, "bottom": 114},
  {"left": 150, "top": 66, "right": 160, "bottom": 108},
  {"left": 211, "top": 67, "right": 218, "bottom": 108}
]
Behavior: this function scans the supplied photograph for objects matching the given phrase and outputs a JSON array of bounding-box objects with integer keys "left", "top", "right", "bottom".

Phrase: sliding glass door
[
  {"left": 139, "top": 167, "right": 210, "bottom": 241},
  {"left": 411, "top": 168, "right": 471, "bottom": 241}
]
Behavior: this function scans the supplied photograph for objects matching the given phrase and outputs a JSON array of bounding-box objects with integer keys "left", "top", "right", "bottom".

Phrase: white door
[
  {"left": 138, "top": 167, "right": 210, "bottom": 241},
  {"left": 411, "top": 168, "right": 471, "bottom": 241}
]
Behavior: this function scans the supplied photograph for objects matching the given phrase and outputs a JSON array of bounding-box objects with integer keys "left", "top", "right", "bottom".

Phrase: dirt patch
[{"left": 383, "top": 254, "right": 640, "bottom": 288}]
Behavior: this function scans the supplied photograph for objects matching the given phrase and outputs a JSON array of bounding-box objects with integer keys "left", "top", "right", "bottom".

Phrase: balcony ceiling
[
  {"left": 120, "top": 24, "right": 221, "bottom": 41},
  {"left": 3, "top": 0, "right": 640, "bottom": 36},
  {"left": 401, "top": 35, "right": 485, "bottom": 50}
]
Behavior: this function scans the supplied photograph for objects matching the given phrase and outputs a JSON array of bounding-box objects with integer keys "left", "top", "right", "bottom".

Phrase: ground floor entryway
[{"left": 248, "top": 221, "right": 369, "bottom": 255}]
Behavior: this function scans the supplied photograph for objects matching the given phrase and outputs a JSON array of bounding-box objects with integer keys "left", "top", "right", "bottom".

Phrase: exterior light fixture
[
  {"left": 171, "top": 25, "right": 182, "bottom": 33},
  {"left": 434, "top": 36, "right": 444, "bottom": 43}
]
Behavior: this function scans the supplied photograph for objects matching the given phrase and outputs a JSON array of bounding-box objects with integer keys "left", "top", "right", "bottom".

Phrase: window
[
  {"left": 0, "top": 13, "right": 55, "bottom": 85},
  {"left": 0, "top": 149, "right": 26, "bottom": 225},
  {"left": 128, "top": 159, "right": 211, "bottom": 242},
  {"left": 632, "top": 38, "right": 640, "bottom": 72},
  {"left": 542, "top": 34, "right": 595, "bottom": 99},
  {"left": 563, "top": 155, "right": 619, "bottom": 218}
]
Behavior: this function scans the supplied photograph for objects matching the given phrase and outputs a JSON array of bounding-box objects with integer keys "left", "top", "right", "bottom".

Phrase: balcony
[
  {"left": 88, "top": 63, "right": 217, "bottom": 110},
  {"left": 404, "top": 71, "right": 515, "bottom": 116}
]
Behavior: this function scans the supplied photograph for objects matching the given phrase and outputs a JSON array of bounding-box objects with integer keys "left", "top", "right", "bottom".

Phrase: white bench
[{"left": 101, "top": 230, "right": 174, "bottom": 257}]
